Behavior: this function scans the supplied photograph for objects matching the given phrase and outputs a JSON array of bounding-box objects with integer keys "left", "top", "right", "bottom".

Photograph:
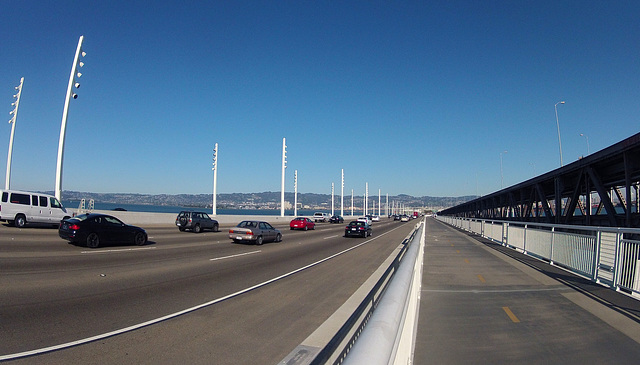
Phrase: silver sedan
[{"left": 228, "top": 220, "right": 282, "bottom": 245}]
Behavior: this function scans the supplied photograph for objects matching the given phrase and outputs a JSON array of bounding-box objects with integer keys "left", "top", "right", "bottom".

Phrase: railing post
[
  {"left": 523, "top": 224, "right": 528, "bottom": 255},
  {"left": 550, "top": 226, "right": 555, "bottom": 266},
  {"left": 613, "top": 231, "right": 622, "bottom": 291},
  {"left": 593, "top": 230, "right": 602, "bottom": 282}
]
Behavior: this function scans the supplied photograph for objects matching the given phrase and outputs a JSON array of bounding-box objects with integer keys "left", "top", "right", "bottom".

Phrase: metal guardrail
[
  {"left": 280, "top": 221, "right": 424, "bottom": 365},
  {"left": 436, "top": 216, "right": 640, "bottom": 299}
]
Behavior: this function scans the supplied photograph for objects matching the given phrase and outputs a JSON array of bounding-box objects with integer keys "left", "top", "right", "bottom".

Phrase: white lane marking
[
  {"left": 323, "top": 235, "right": 341, "bottom": 240},
  {"left": 210, "top": 251, "right": 261, "bottom": 261},
  {"left": 81, "top": 247, "right": 156, "bottom": 254},
  {"left": 0, "top": 224, "right": 405, "bottom": 361}
]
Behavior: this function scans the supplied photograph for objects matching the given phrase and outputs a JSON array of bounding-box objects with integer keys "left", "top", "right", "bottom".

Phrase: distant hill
[{"left": 50, "top": 190, "right": 476, "bottom": 211}]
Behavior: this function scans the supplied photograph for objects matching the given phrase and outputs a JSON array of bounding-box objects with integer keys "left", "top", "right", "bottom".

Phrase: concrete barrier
[{"left": 68, "top": 209, "right": 357, "bottom": 227}]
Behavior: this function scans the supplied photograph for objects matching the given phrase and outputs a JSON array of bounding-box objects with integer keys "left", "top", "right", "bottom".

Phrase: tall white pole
[
  {"left": 55, "top": 36, "right": 86, "bottom": 201},
  {"left": 340, "top": 169, "right": 344, "bottom": 217},
  {"left": 378, "top": 189, "right": 381, "bottom": 217},
  {"left": 294, "top": 170, "right": 298, "bottom": 216},
  {"left": 280, "top": 137, "right": 287, "bottom": 217},
  {"left": 386, "top": 193, "right": 388, "bottom": 217},
  {"left": 6, "top": 77, "right": 24, "bottom": 190},
  {"left": 555, "top": 101, "right": 565, "bottom": 167},
  {"left": 331, "top": 183, "right": 335, "bottom": 216},
  {"left": 351, "top": 189, "right": 354, "bottom": 216},
  {"left": 365, "top": 182, "right": 368, "bottom": 216},
  {"left": 500, "top": 150, "right": 507, "bottom": 189},
  {"left": 212, "top": 143, "right": 218, "bottom": 216}
]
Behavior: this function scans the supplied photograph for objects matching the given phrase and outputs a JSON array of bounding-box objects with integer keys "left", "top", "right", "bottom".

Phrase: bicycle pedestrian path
[{"left": 413, "top": 218, "right": 640, "bottom": 364}]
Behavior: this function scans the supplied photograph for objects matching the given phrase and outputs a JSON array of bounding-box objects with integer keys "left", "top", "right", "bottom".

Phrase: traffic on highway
[{"left": 1, "top": 215, "right": 419, "bottom": 363}]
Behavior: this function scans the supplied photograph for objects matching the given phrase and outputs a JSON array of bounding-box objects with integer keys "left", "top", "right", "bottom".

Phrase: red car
[{"left": 289, "top": 217, "right": 315, "bottom": 231}]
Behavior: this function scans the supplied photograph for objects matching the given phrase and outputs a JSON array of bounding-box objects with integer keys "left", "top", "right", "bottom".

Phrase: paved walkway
[{"left": 413, "top": 218, "right": 640, "bottom": 364}]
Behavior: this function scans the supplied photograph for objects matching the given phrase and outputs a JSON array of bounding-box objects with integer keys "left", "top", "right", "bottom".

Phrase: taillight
[
  {"left": 69, "top": 224, "right": 80, "bottom": 230},
  {"left": 245, "top": 231, "right": 253, "bottom": 235}
]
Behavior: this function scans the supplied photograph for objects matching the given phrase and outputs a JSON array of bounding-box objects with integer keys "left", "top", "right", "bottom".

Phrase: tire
[
  {"left": 256, "top": 236, "right": 263, "bottom": 245},
  {"left": 194, "top": 224, "right": 201, "bottom": 233},
  {"left": 179, "top": 216, "right": 188, "bottom": 226},
  {"left": 303, "top": 225, "right": 308, "bottom": 231},
  {"left": 178, "top": 227, "right": 185, "bottom": 232},
  {"left": 275, "top": 233, "right": 282, "bottom": 242},
  {"left": 86, "top": 233, "right": 100, "bottom": 248},
  {"left": 14, "top": 215, "right": 26, "bottom": 228},
  {"left": 134, "top": 232, "right": 147, "bottom": 246},
  {"left": 213, "top": 223, "right": 219, "bottom": 232}
]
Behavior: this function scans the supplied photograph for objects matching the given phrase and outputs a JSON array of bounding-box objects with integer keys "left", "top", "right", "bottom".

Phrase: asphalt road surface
[{"left": 1, "top": 218, "right": 416, "bottom": 364}]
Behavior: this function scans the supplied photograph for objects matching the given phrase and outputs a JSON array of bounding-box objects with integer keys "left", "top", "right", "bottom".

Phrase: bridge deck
[{"left": 414, "top": 218, "right": 640, "bottom": 364}]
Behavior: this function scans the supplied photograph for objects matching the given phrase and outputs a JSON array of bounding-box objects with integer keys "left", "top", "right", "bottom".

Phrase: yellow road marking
[
  {"left": 477, "top": 274, "right": 486, "bottom": 283},
  {"left": 464, "top": 258, "right": 470, "bottom": 264},
  {"left": 502, "top": 307, "right": 520, "bottom": 323},
  {"left": 456, "top": 250, "right": 460, "bottom": 253}
]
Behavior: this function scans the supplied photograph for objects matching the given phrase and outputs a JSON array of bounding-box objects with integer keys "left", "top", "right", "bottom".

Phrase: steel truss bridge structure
[{"left": 440, "top": 132, "right": 640, "bottom": 228}]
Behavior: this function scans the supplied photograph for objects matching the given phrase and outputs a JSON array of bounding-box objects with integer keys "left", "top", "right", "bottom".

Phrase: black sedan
[
  {"left": 344, "top": 220, "right": 372, "bottom": 238},
  {"left": 329, "top": 215, "right": 344, "bottom": 223},
  {"left": 59, "top": 213, "right": 148, "bottom": 248}
]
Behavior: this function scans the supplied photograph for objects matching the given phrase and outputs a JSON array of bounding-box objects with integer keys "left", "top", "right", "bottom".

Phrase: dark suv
[{"left": 175, "top": 211, "right": 219, "bottom": 233}]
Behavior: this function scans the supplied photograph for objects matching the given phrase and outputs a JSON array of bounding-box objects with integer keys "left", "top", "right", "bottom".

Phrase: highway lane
[{"left": 1, "top": 217, "right": 418, "bottom": 363}]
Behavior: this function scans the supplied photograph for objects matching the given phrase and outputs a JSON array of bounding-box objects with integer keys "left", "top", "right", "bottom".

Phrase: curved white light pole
[
  {"left": 6, "top": 77, "right": 24, "bottom": 190},
  {"left": 55, "top": 36, "right": 86, "bottom": 201},
  {"left": 555, "top": 101, "right": 565, "bottom": 167}
]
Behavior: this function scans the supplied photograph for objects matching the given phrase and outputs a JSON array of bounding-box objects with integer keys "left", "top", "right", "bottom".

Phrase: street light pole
[
  {"left": 280, "top": 137, "right": 287, "bottom": 217},
  {"left": 55, "top": 36, "right": 86, "bottom": 201},
  {"left": 555, "top": 101, "right": 565, "bottom": 167},
  {"left": 580, "top": 133, "right": 590, "bottom": 155},
  {"left": 294, "top": 170, "right": 298, "bottom": 216},
  {"left": 331, "top": 182, "right": 334, "bottom": 217},
  {"left": 500, "top": 150, "right": 508, "bottom": 188},
  {"left": 340, "top": 169, "right": 344, "bottom": 217},
  {"left": 6, "top": 77, "right": 24, "bottom": 190},
  {"left": 212, "top": 143, "right": 218, "bottom": 216}
]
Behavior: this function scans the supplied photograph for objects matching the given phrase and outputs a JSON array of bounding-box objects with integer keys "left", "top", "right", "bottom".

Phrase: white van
[{"left": 0, "top": 189, "right": 70, "bottom": 227}]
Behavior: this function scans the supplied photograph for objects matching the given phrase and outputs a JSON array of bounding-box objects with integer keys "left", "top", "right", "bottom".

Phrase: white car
[
  {"left": 313, "top": 212, "right": 331, "bottom": 222},
  {"left": 357, "top": 216, "right": 372, "bottom": 225},
  {"left": 371, "top": 215, "right": 380, "bottom": 222}
]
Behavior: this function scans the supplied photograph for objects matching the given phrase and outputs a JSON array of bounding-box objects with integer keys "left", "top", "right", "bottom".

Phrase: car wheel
[
  {"left": 213, "top": 223, "right": 219, "bottom": 232},
  {"left": 15, "top": 215, "right": 26, "bottom": 228},
  {"left": 134, "top": 232, "right": 147, "bottom": 246},
  {"left": 275, "top": 233, "right": 282, "bottom": 242},
  {"left": 86, "top": 233, "right": 100, "bottom": 248},
  {"left": 178, "top": 227, "right": 185, "bottom": 232},
  {"left": 194, "top": 224, "right": 201, "bottom": 233},
  {"left": 256, "top": 236, "right": 263, "bottom": 245},
  {"left": 304, "top": 225, "right": 308, "bottom": 231}
]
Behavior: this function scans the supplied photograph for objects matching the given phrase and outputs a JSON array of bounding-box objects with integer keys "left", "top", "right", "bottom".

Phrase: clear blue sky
[{"left": 1, "top": 1, "right": 638, "bottom": 198}]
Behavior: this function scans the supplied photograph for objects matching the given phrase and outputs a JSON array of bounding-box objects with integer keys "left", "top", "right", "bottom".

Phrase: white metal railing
[{"left": 436, "top": 216, "right": 640, "bottom": 299}]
